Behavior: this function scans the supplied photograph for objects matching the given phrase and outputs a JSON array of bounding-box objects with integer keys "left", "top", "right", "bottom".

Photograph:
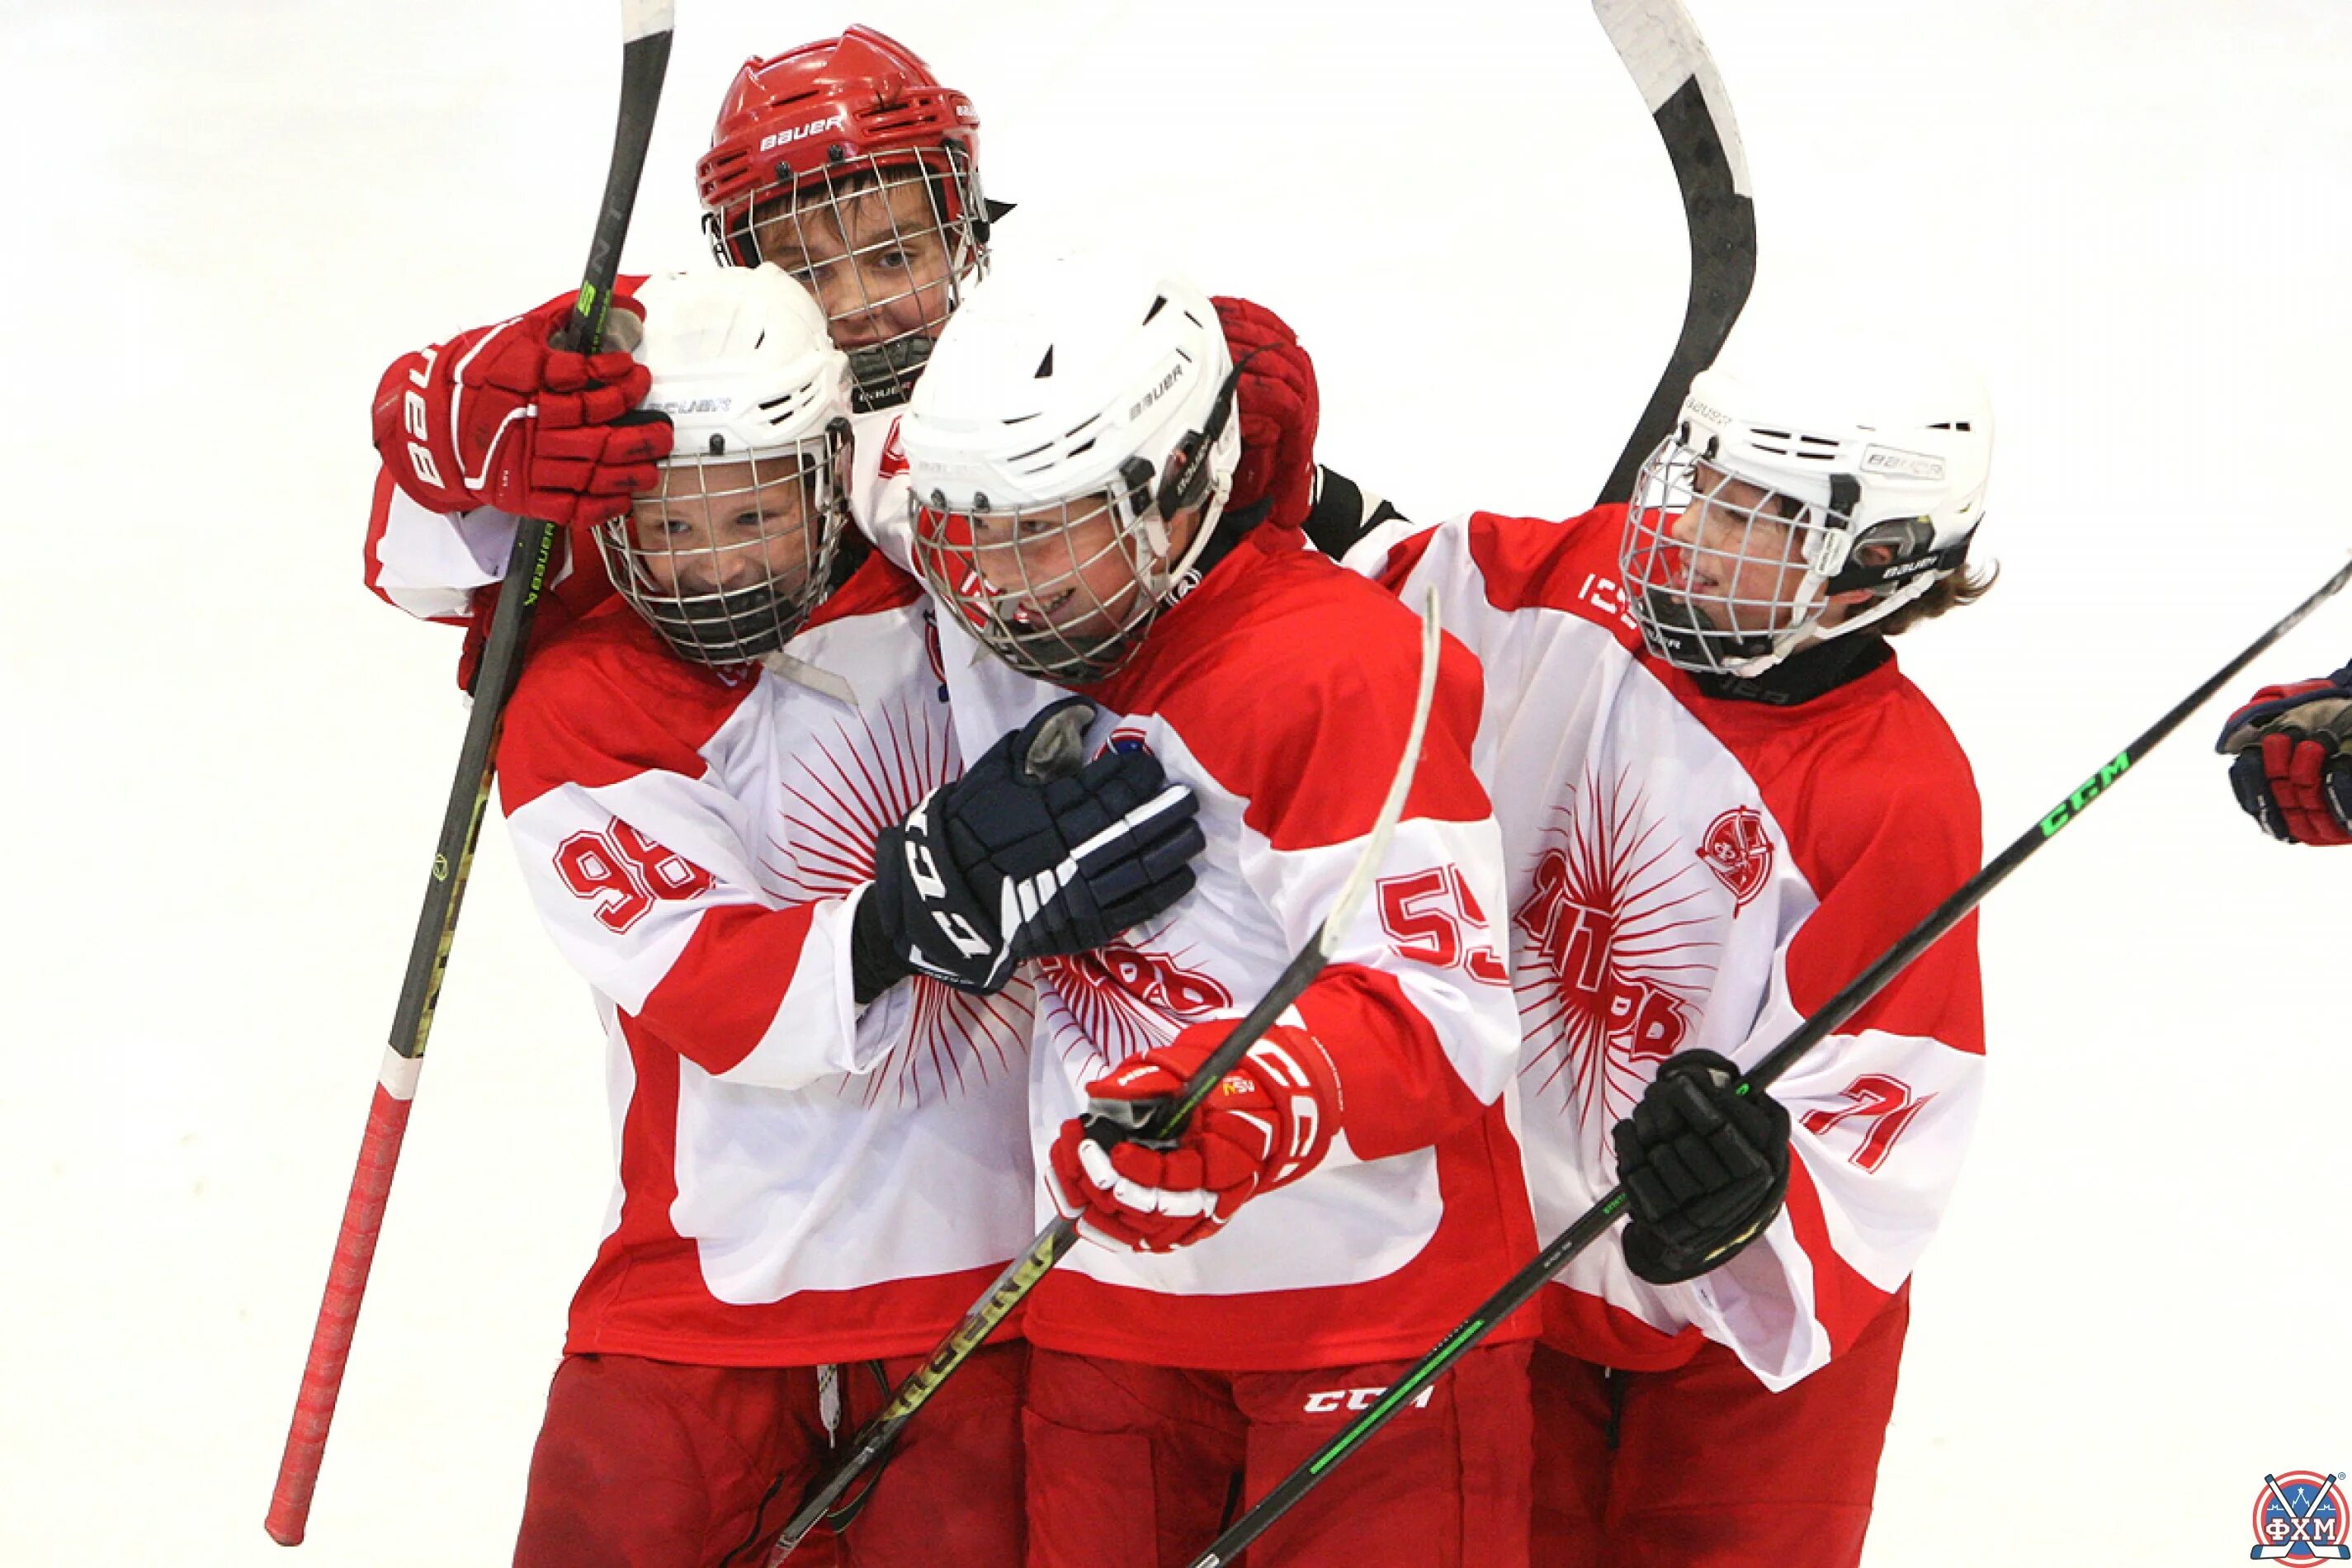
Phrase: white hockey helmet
[
  {"left": 595, "top": 264, "right": 856, "bottom": 666},
  {"left": 1620, "top": 337, "right": 1993, "bottom": 677},
  {"left": 900, "top": 253, "right": 1242, "bottom": 683}
]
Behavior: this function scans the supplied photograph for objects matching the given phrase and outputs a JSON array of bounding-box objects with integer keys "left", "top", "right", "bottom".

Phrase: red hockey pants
[
  {"left": 512, "top": 1344, "right": 1025, "bottom": 1568},
  {"left": 1531, "top": 1285, "right": 1910, "bottom": 1567},
  {"left": 1023, "top": 1343, "right": 1532, "bottom": 1568}
]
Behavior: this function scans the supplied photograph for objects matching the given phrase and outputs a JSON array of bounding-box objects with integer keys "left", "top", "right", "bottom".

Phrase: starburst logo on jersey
[
  {"left": 1512, "top": 776, "right": 1719, "bottom": 1158},
  {"left": 1695, "top": 805, "right": 1774, "bottom": 911},
  {"left": 763, "top": 701, "right": 1022, "bottom": 1108},
  {"left": 2252, "top": 1471, "right": 2350, "bottom": 1561}
]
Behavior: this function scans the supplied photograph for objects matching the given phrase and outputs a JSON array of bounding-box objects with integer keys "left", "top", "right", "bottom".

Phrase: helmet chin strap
[
  {"left": 844, "top": 336, "right": 933, "bottom": 412},
  {"left": 1780, "top": 524, "right": 1978, "bottom": 664},
  {"left": 1155, "top": 353, "right": 1248, "bottom": 519},
  {"left": 1114, "top": 354, "right": 1250, "bottom": 598},
  {"left": 1739, "top": 470, "right": 1978, "bottom": 675},
  {"left": 1737, "top": 583, "right": 1910, "bottom": 676},
  {"left": 1121, "top": 473, "right": 1231, "bottom": 606}
]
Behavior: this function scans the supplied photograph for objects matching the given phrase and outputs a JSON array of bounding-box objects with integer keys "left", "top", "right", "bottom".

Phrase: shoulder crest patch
[{"left": 1696, "top": 806, "right": 1773, "bottom": 911}]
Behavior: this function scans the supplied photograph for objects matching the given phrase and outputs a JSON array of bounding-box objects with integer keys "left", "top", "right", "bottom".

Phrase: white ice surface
[{"left": 3, "top": 1, "right": 2348, "bottom": 1562}]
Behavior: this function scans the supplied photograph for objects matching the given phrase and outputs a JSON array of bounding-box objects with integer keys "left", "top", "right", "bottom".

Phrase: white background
[{"left": 3, "top": 1, "right": 2347, "bottom": 1562}]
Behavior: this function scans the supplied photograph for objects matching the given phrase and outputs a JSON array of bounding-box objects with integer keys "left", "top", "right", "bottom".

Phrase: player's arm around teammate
[
  {"left": 1345, "top": 333, "right": 1993, "bottom": 1568},
  {"left": 361, "top": 27, "right": 994, "bottom": 682}
]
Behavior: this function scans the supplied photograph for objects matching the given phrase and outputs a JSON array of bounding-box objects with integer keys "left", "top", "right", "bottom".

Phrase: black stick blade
[{"left": 1593, "top": 0, "right": 1758, "bottom": 506}]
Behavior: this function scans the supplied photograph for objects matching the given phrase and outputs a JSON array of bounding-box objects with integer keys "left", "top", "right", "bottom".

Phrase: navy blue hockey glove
[
  {"left": 857, "top": 698, "right": 1205, "bottom": 998},
  {"left": 2216, "top": 664, "right": 2352, "bottom": 846},
  {"left": 1613, "top": 1049, "right": 1791, "bottom": 1285}
]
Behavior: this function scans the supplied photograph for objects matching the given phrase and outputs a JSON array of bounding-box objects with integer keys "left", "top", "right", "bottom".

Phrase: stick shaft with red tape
[{"left": 263, "top": 2, "right": 674, "bottom": 1544}]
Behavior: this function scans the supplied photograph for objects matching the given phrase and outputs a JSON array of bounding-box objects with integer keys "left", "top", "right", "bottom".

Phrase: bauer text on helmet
[
  {"left": 900, "top": 257, "right": 1244, "bottom": 684},
  {"left": 697, "top": 26, "right": 989, "bottom": 411}
]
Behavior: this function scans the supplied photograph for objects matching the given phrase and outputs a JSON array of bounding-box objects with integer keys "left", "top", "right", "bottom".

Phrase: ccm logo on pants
[{"left": 1301, "top": 1385, "right": 1438, "bottom": 1415}]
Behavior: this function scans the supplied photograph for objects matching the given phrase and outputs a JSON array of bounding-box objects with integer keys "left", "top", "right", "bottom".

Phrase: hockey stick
[
  {"left": 763, "top": 588, "right": 1448, "bottom": 1564},
  {"left": 263, "top": 3, "right": 674, "bottom": 1546},
  {"left": 1592, "top": 0, "right": 1756, "bottom": 506},
  {"left": 1186, "top": 557, "right": 2352, "bottom": 1568}
]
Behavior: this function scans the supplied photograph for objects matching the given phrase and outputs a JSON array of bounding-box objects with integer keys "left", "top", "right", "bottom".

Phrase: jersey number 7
[{"left": 1798, "top": 1072, "right": 1934, "bottom": 1174}]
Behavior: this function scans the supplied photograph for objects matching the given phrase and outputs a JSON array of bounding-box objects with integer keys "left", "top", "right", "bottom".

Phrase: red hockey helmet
[{"left": 697, "top": 26, "right": 989, "bottom": 409}]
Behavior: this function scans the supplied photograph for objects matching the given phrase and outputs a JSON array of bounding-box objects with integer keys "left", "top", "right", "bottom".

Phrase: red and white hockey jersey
[
  {"left": 493, "top": 556, "right": 1037, "bottom": 1367},
  {"left": 1348, "top": 507, "right": 1985, "bottom": 1391},
  {"left": 866, "top": 498, "right": 1540, "bottom": 1372},
  {"left": 365, "top": 377, "right": 1536, "bottom": 1369}
]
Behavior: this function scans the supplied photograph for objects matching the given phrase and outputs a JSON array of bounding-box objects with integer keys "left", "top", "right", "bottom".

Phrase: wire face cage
[
  {"left": 1621, "top": 435, "right": 1849, "bottom": 676},
  {"left": 599, "top": 430, "right": 851, "bottom": 666},
  {"left": 911, "top": 480, "right": 1183, "bottom": 685},
  {"left": 710, "top": 148, "right": 988, "bottom": 412}
]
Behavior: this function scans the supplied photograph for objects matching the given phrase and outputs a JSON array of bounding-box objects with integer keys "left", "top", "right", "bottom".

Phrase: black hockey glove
[
  {"left": 1613, "top": 1049, "right": 1791, "bottom": 1286},
  {"left": 856, "top": 698, "right": 1205, "bottom": 999}
]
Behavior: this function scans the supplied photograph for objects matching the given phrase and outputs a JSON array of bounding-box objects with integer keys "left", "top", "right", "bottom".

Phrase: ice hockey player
[
  {"left": 1343, "top": 334, "right": 1991, "bottom": 1566},
  {"left": 437, "top": 263, "right": 1202, "bottom": 1566},
  {"left": 363, "top": 26, "right": 994, "bottom": 672},
  {"left": 890, "top": 252, "right": 1539, "bottom": 1568},
  {"left": 2217, "top": 663, "right": 2352, "bottom": 843}
]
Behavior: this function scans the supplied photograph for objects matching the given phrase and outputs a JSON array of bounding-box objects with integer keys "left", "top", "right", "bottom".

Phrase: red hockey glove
[
  {"left": 2217, "top": 665, "right": 2352, "bottom": 845},
  {"left": 371, "top": 292, "right": 672, "bottom": 527},
  {"left": 1050, "top": 1021, "right": 1343, "bottom": 1253},
  {"left": 1211, "top": 296, "right": 1319, "bottom": 531}
]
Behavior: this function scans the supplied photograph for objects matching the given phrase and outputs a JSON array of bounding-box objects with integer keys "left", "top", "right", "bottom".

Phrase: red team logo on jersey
[
  {"left": 1695, "top": 805, "right": 1774, "bottom": 911},
  {"left": 1085, "top": 943, "right": 1233, "bottom": 1018},
  {"left": 1041, "top": 943, "right": 1231, "bottom": 1074},
  {"left": 1512, "top": 780, "right": 1717, "bottom": 1155}
]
